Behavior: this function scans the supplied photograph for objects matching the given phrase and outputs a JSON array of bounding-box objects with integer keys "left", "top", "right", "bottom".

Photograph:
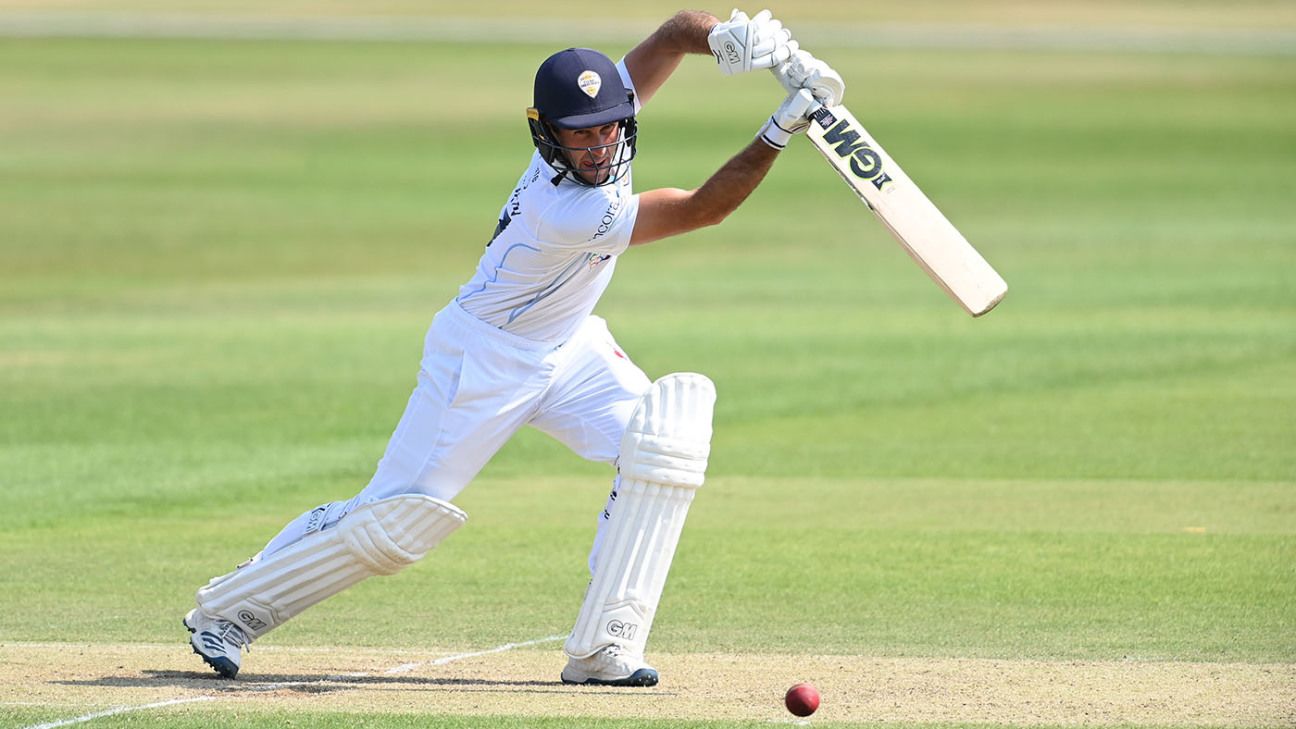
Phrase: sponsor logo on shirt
[{"left": 591, "top": 197, "right": 622, "bottom": 240}]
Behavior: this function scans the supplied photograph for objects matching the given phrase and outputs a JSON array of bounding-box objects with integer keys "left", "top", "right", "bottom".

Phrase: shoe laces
[
  {"left": 599, "top": 643, "right": 638, "bottom": 665},
  {"left": 215, "top": 620, "right": 251, "bottom": 651}
]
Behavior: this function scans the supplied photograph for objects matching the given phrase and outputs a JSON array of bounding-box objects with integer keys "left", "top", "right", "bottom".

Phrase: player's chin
[{"left": 577, "top": 166, "right": 611, "bottom": 185}]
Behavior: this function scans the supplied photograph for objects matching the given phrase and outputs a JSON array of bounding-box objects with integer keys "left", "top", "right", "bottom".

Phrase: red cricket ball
[{"left": 785, "top": 682, "right": 820, "bottom": 717}]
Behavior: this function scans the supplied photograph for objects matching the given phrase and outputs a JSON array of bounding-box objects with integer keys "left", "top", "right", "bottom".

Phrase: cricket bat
[{"left": 804, "top": 104, "right": 1007, "bottom": 317}]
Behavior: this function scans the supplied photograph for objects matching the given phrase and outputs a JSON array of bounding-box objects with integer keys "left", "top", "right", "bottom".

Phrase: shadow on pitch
[{"left": 56, "top": 671, "right": 569, "bottom": 694}]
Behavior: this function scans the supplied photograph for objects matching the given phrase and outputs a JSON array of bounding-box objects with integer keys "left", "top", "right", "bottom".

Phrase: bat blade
[{"left": 805, "top": 105, "right": 1007, "bottom": 317}]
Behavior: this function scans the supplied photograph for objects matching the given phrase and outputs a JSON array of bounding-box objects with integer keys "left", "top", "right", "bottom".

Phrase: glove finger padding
[
  {"left": 772, "top": 50, "right": 846, "bottom": 107},
  {"left": 749, "top": 17, "right": 781, "bottom": 56},
  {"left": 709, "top": 8, "right": 796, "bottom": 75},
  {"left": 750, "top": 27, "right": 794, "bottom": 69},
  {"left": 758, "top": 88, "right": 820, "bottom": 150},
  {"left": 765, "top": 37, "right": 798, "bottom": 69},
  {"left": 772, "top": 49, "right": 810, "bottom": 92}
]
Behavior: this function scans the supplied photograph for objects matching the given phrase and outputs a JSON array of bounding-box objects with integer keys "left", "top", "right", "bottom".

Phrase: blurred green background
[{"left": 0, "top": 2, "right": 1293, "bottom": 726}]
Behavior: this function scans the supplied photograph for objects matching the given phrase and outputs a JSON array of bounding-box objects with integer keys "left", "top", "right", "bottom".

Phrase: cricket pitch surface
[{"left": 2, "top": 642, "right": 1292, "bottom": 726}]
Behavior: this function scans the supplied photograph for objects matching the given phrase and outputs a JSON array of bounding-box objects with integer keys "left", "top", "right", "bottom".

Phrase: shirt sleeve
[
  {"left": 537, "top": 187, "right": 640, "bottom": 256},
  {"left": 616, "top": 58, "right": 644, "bottom": 114}
]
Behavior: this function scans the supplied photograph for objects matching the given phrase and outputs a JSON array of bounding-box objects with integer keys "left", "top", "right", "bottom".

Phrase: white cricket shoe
[
  {"left": 183, "top": 609, "right": 249, "bottom": 678},
  {"left": 561, "top": 644, "right": 659, "bottom": 687}
]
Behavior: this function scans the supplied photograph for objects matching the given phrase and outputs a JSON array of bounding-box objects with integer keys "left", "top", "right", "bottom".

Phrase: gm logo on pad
[{"left": 606, "top": 620, "right": 638, "bottom": 640}]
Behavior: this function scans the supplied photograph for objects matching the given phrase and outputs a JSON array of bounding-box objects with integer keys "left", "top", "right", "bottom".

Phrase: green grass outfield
[{"left": 1, "top": 13, "right": 1294, "bottom": 729}]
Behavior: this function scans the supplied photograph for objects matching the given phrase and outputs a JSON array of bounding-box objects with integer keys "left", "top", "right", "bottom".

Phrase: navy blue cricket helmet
[{"left": 527, "top": 48, "right": 637, "bottom": 187}]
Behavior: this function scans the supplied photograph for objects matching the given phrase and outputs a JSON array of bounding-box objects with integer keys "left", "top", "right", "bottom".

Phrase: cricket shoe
[
  {"left": 183, "top": 609, "right": 250, "bottom": 678},
  {"left": 561, "top": 644, "right": 658, "bottom": 687}
]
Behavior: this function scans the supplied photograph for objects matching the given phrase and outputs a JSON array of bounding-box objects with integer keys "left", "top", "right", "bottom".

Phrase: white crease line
[
  {"left": 20, "top": 634, "right": 566, "bottom": 728},
  {"left": 22, "top": 697, "right": 217, "bottom": 729},
  {"left": 389, "top": 633, "right": 566, "bottom": 674}
]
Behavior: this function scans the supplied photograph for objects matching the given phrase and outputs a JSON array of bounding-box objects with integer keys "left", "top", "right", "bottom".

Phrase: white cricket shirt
[{"left": 456, "top": 61, "right": 641, "bottom": 344}]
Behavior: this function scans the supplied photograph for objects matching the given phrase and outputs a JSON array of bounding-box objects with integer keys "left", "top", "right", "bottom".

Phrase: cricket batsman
[{"left": 184, "top": 8, "right": 843, "bottom": 686}]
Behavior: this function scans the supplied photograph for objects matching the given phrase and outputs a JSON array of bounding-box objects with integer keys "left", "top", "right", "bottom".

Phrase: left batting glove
[
  {"left": 758, "top": 88, "right": 820, "bottom": 150},
  {"left": 708, "top": 9, "right": 798, "bottom": 76}
]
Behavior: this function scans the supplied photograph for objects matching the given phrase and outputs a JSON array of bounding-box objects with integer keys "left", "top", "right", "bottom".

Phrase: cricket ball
[{"left": 784, "top": 682, "right": 820, "bottom": 717}]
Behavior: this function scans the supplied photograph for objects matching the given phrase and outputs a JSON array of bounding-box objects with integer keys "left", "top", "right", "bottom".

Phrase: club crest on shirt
[
  {"left": 578, "top": 70, "right": 602, "bottom": 99},
  {"left": 587, "top": 253, "right": 612, "bottom": 269}
]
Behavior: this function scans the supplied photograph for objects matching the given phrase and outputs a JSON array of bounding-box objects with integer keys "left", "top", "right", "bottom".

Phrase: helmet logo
[{"left": 577, "top": 70, "right": 602, "bottom": 99}]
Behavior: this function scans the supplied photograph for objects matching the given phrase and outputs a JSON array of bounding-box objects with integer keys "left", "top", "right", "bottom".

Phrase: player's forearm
[
  {"left": 629, "top": 137, "right": 780, "bottom": 245},
  {"left": 689, "top": 137, "right": 781, "bottom": 228},
  {"left": 693, "top": 74, "right": 822, "bottom": 215},
  {"left": 623, "top": 10, "right": 720, "bottom": 105},
  {"left": 647, "top": 10, "right": 721, "bottom": 54}
]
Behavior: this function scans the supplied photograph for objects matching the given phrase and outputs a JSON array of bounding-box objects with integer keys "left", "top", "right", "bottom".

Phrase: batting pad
[
  {"left": 197, "top": 494, "right": 466, "bottom": 639},
  {"left": 565, "top": 373, "right": 716, "bottom": 659}
]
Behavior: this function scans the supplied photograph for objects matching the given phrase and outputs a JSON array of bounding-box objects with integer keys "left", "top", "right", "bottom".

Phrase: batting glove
[
  {"left": 759, "top": 88, "right": 820, "bottom": 150},
  {"left": 772, "top": 49, "right": 845, "bottom": 107},
  {"left": 708, "top": 8, "right": 798, "bottom": 76}
]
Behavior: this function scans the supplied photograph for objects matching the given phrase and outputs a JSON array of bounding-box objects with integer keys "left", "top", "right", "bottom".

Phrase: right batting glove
[
  {"left": 758, "top": 88, "right": 820, "bottom": 150},
  {"left": 772, "top": 49, "right": 846, "bottom": 107}
]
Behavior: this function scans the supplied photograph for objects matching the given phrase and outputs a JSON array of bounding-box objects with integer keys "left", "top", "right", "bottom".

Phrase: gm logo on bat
[{"left": 813, "top": 108, "right": 894, "bottom": 191}]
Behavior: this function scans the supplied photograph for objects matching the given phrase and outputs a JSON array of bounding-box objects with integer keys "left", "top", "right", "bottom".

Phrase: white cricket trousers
[{"left": 260, "top": 301, "right": 651, "bottom": 567}]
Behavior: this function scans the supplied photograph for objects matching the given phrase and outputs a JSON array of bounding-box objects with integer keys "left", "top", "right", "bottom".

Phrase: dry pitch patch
[{"left": 1, "top": 642, "right": 1292, "bottom": 727}]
